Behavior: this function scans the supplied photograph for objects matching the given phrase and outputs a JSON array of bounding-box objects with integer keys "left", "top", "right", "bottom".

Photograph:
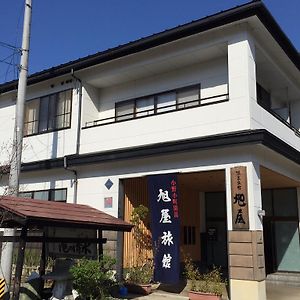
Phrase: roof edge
[{"left": 1, "top": 1, "right": 299, "bottom": 94}]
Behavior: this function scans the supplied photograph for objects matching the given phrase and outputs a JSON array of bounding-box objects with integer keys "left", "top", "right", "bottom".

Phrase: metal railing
[{"left": 83, "top": 93, "right": 229, "bottom": 129}]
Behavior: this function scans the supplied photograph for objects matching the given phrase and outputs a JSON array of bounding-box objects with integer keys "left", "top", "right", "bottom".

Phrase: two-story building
[{"left": 0, "top": 1, "right": 299, "bottom": 299}]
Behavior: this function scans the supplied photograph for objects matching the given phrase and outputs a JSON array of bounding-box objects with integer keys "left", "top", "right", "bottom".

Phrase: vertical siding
[{"left": 123, "top": 177, "right": 153, "bottom": 268}]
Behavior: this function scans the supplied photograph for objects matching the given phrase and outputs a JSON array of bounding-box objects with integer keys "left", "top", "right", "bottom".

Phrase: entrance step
[{"left": 267, "top": 272, "right": 300, "bottom": 287}]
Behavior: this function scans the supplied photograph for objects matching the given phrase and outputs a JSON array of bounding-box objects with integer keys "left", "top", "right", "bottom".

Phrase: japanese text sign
[
  {"left": 47, "top": 228, "right": 97, "bottom": 259},
  {"left": 231, "top": 166, "right": 249, "bottom": 230},
  {"left": 148, "top": 173, "right": 180, "bottom": 284}
]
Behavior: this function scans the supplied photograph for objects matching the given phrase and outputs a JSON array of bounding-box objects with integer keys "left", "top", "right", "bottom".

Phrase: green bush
[
  {"left": 70, "top": 256, "right": 116, "bottom": 300},
  {"left": 124, "top": 260, "right": 153, "bottom": 285},
  {"left": 184, "top": 256, "right": 224, "bottom": 296}
]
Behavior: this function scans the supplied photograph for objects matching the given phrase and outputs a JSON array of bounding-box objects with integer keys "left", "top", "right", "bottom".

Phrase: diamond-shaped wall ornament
[{"left": 105, "top": 179, "right": 113, "bottom": 190}]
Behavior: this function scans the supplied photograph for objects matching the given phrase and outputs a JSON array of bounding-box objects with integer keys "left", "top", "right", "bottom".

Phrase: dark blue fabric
[{"left": 148, "top": 173, "right": 180, "bottom": 284}]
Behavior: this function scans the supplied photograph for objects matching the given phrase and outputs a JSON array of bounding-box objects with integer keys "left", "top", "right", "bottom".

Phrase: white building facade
[{"left": 0, "top": 2, "right": 300, "bottom": 299}]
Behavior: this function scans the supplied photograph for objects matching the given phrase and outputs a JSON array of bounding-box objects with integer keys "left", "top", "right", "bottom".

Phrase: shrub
[
  {"left": 184, "top": 256, "right": 224, "bottom": 296},
  {"left": 70, "top": 256, "right": 116, "bottom": 300},
  {"left": 125, "top": 260, "right": 153, "bottom": 285}
]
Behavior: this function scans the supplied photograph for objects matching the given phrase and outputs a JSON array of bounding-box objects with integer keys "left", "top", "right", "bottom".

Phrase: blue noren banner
[{"left": 148, "top": 173, "right": 180, "bottom": 284}]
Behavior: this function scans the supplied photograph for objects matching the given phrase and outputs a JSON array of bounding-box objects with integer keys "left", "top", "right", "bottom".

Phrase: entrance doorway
[
  {"left": 121, "top": 170, "right": 228, "bottom": 273},
  {"left": 262, "top": 188, "right": 300, "bottom": 274},
  {"left": 205, "top": 192, "right": 228, "bottom": 269}
]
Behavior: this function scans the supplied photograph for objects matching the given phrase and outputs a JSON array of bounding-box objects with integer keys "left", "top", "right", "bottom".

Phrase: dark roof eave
[
  {"left": 20, "top": 129, "right": 300, "bottom": 173},
  {"left": 0, "top": 1, "right": 299, "bottom": 94}
]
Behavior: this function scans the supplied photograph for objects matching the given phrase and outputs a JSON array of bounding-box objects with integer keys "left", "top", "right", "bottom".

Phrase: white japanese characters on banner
[{"left": 148, "top": 173, "right": 180, "bottom": 284}]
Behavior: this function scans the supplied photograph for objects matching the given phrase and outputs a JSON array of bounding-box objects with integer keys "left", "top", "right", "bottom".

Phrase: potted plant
[
  {"left": 70, "top": 255, "right": 116, "bottom": 300},
  {"left": 124, "top": 205, "right": 153, "bottom": 295},
  {"left": 124, "top": 260, "right": 153, "bottom": 295},
  {"left": 184, "top": 257, "right": 224, "bottom": 300}
]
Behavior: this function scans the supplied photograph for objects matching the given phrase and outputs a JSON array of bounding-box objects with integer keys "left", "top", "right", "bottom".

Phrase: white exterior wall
[
  {"left": 0, "top": 92, "right": 16, "bottom": 164},
  {"left": 22, "top": 79, "right": 79, "bottom": 163},
  {"left": 228, "top": 30, "right": 256, "bottom": 131},
  {"left": 80, "top": 56, "right": 250, "bottom": 154},
  {"left": 250, "top": 103, "right": 300, "bottom": 150},
  {"left": 82, "top": 83, "right": 100, "bottom": 126}
]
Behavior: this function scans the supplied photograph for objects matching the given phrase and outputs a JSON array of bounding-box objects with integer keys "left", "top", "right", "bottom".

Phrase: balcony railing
[
  {"left": 83, "top": 93, "right": 229, "bottom": 129},
  {"left": 265, "top": 106, "right": 300, "bottom": 137}
]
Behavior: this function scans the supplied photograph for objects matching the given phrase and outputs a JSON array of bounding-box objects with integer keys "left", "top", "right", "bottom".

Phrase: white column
[
  {"left": 246, "top": 161, "right": 263, "bottom": 231},
  {"left": 227, "top": 29, "right": 257, "bottom": 129},
  {"left": 297, "top": 188, "right": 300, "bottom": 235},
  {"left": 225, "top": 167, "right": 233, "bottom": 231}
]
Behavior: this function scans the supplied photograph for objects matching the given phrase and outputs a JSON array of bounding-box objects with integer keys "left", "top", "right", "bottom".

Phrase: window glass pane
[
  {"left": 24, "top": 99, "right": 39, "bottom": 135},
  {"left": 275, "top": 221, "right": 300, "bottom": 272},
  {"left": 33, "top": 191, "right": 49, "bottom": 201},
  {"left": 262, "top": 189, "right": 273, "bottom": 217},
  {"left": 51, "top": 189, "right": 67, "bottom": 202},
  {"left": 48, "top": 94, "right": 57, "bottom": 130},
  {"left": 273, "top": 189, "right": 298, "bottom": 217},
  {"left": 177, "top": 87, "right": 199, "bottom": 109},
  {"left": 205, "top": 192, "right": 226, "bottom": 218},
  {"left": 39, "top": 96, "right": 50, "bottom": 132},
  {"left": 116, "top": 101, "right": 134, "bottom": 121},
  {"left": 257, "top": 83, "right": 271, "bottom": 110},
  {"left": 157, "top": 92, "right": 176, "bottom": 113},
  {"left": 56, "top": 90, "right": 72, "bottom": 128},
  {"left": 19, "top": 192, "right": 33, "bottom": 198},
  {"left": 136, "top": 97, "right": 154, "bottom": 117}
]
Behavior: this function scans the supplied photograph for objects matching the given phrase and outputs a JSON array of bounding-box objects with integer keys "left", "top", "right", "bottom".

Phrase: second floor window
[
  {"left": 24, "top": 89, "right": 72, "bottom": 136},
  {"left": 19, "top": 188, "right": 67, "bottom": 202},
  {"left": 115, "top": 84, "right": 201, "bottom": 121}
]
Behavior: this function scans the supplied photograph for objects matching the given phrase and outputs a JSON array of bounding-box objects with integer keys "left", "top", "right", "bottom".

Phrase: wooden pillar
[
  {"left": 98, "top": 229, "right": 103, "bottom": 260},
  {"left": 39, "top": 232, "right": 46, "bottom": 292},
  {"left": 12, "top": 226, "right": 27, "bottom": 300}
]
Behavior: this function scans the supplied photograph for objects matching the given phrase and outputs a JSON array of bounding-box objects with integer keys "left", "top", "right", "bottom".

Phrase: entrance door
[
  {"left": 262, "top": 188, "right": 300, "bottom": 273},
  {"left": 205, "top": 192, "right": 228, "bottom": 268}
]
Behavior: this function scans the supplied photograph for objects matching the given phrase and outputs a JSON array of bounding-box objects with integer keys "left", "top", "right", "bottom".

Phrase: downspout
[
  {"left": 63, "top": 69, "right": 82, "bottom": 204},
  {"left": 63, "top": 156, "right": 78, "bottom": 204}
]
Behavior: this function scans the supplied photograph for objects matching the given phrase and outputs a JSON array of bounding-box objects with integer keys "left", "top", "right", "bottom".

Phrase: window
[
  {"left": 116, "top": 100, "right": 134, "bottom": 121},
  {"left": 24, "top": 89, "right": 72, "bottom": 136},
  {"left": 19, "top": 188, "right": 67, "bottom": 202},
  {"left": 157, "top": 92, "right": 176, "bottom": 113},
  {"left": 257, "top": 83, "right": 271, "bottom": 110},
  {"left": 177, "top": 86, "right": 200, "bottom": 109},
  {"left": 136, "top": 97, "right": 154, "bottom": 117},
  {"left": 114, "top": 84, "right": 202, "bottom": 122},
  {"left": 183, "top": 226, "right": 196, "bottom": 245}
]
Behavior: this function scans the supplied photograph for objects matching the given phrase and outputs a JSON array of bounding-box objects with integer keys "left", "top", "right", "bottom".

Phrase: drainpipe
[
  {"left": 64, "top": 156, "right": 78, "bottom": 204},
  {"left": 64, "top": 69, "right": 82, "bottom": 204},
  {"left": 71, "top": 68, "right": 83, "bottom": 155}
]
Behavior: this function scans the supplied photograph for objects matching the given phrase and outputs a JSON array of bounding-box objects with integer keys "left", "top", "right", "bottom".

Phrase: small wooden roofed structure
[
  {"left": 0, "top": 196, "right": 132, "bottom": 231},
  {"left": 0, "top": 196, "right": 133, "bottom": 300}
]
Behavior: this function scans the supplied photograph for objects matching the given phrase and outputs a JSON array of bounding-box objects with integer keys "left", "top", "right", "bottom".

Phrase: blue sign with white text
[{"left": 148, "top": 173, "right": 180, "bottom": 284}]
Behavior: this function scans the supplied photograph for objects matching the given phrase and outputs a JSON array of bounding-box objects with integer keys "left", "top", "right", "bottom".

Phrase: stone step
[{"left": 267, "top": 272, "right": 300, "bottom": 287}]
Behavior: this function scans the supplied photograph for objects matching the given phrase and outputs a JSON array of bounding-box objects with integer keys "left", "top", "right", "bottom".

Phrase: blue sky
[{"left": 0, "top": 0, "right": 299, "bottom": 84}]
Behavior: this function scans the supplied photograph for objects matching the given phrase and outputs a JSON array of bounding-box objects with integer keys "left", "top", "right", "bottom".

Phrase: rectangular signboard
[
  {"left": 231, "top": 166, "right": 249, "bottom": 230},
  {"left": 47, "top": 227, "right": 97, "bottom": 259}
]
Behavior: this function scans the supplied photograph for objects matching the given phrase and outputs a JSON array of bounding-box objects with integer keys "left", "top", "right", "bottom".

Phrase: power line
[
  {"left": 0, "top": 41, "right": 19, "bottom": 51},
  {"left": 0, "top": 53, "right": 19, "bottom": 67}
]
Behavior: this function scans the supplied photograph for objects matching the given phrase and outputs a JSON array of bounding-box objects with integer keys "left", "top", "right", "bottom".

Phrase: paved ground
[
  {"left": 266, "top": 283, "right": 300, "bottom": 300},
  {"left": 120, "top": 283, "right": 300, "bottom": 300}
]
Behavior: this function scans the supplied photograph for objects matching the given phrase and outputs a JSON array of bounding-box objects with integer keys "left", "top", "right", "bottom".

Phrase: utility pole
[{"left": 0, "top": 0, "right": 32, "bottom": 297}]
